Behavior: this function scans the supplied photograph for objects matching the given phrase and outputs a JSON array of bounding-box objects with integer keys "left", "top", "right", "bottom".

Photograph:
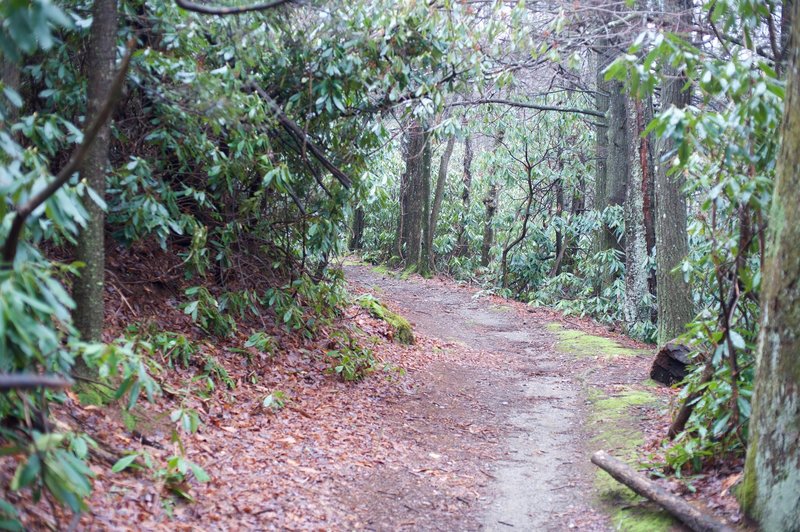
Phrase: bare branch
[
  {"left": 0, "top": 374, "right": 74, "bottom": 391},
  {"left": 447, "top": 98, "right": 606, "bottom": 119},
  {"left": 175, "top": 0, "right": 293, "bottom": 15}
]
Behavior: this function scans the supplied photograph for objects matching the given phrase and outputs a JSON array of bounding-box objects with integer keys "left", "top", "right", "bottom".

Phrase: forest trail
[{"left": 343, "top": 262, "right": 658, "bottom": 531}]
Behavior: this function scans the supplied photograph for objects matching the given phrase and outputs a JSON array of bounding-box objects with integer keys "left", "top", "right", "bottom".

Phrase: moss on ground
[
  {"left": 371, "top": 265, "right": 392, "bottom": 275},
  {"left": 587, "top": 386, "right": 674, "bottom": 531},
  {"left": 356, "top": 294, "right": 414, "bottom": 345},
  {"left": 546, "top": 323, "right": 649, "bottom": 358},
  {"left": 548, "top": 324, "right": 673, "bottom": 530}
]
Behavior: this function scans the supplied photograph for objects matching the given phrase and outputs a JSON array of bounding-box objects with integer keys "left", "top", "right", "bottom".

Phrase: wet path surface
[{"left": 345, "top": 264, "right": 608, "bottom": 530}]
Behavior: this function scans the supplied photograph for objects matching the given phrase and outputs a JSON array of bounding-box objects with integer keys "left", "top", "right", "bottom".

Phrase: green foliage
[
  {"left": 604, "top": 0, "right": 780, "bottom": 469},
  {"left": 262, "top": 390, "right": 288, "bottom": 411},
  {"left": 245, "top": 332, "right": 275, "bottom": 355},
  {"left": 200, "top": 355, "right": 236, "bottom": 391},
  {"left": 182, "top": 286, "right": 237, "bottom": 338},
  {"left": 325, "top": 329, "right": 376, "bottom": 382}
]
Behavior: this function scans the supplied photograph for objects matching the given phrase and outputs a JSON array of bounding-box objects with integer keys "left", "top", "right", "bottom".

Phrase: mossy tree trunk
[
  {"left": 740, "top": 5, "right": 800, "bottom": 528},
  {"left": 73, "top": 0, "right": 117, "bottom": 349},
  {"left": 654, "top": 0, "right": 694, "bottom": 346}
]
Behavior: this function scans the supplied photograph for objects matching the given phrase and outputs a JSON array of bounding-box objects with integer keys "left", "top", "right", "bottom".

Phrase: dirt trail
[{"left": 345, "top": 263, "right": 611, "bottom": 530}]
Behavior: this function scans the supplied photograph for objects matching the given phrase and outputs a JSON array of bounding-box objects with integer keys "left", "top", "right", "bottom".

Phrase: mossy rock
[{"left": 356, "top": 294, "right": 414, "bottom": 345}]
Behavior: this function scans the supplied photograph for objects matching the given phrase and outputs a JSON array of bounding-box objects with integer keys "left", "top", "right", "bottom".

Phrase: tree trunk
[
  {"left": 740, "top": 6, "right": 800, "bottom": 528},
  {"left": 398, "top": 120, "right": 426, "bottom": 265},
  {"left": 73, "top": 0, "right": 118, "bottom": 346},
  {"left": 427, "top": 135, "right": 455, "bottom": 271},
  {"left": 623, "top": 96, "right": 650, "bottom": 328},
  {"left": 454, "top": 134, "right": 473, "bottom": 257},
  {"left": 349, "top": 207, "right": 364, "bottom": 251},
  {"left": 550, "top": 176, "right": 565, "bottom": 277},
  {"left": 481, "top": 133, "right": 503, "bottom": 267},
  {"left": 418, "top": 130, "right": 432, "bottom": 275},
  {"left": 604, "top": 79, "right": 627, "bottom": 255},
  {"left": 654, "top": 0, "right": 694, "bottom": 346},
  {"left": 2, "top": 58, "right": 21, "bottom": 125},
  {"left": 481, "top": 181, "right": 499, "bottom": 267},
  {"left": 593, "top": 43, "right": 612, "bottom": 215}
]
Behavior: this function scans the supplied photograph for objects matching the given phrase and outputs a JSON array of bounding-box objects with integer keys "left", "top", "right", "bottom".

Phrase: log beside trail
[
  {"left": 650, "top": 342, "right": 691, "bottom": 385},
  {"left": 591, "top": 451, "right": 734, "bottom": 532}
]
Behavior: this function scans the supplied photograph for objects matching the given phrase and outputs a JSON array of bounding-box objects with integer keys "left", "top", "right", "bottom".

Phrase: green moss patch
[
  {"left": 547, "top": 323, "right": 649, "bottom": 358},
  {"left": 587, "top": 385, "right": 676, "bottom": 531},
  {"left": 356, "top": 294, "right": 414, "bottom": 345}
]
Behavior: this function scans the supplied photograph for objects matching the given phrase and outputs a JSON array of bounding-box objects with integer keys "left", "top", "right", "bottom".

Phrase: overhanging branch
[
  {"left": 1, "top": 40, "right": 136, "bottom": 267},
  {"left": 447, "top": 98, "right": 606, "bottom": 119},
  {"left": 247, "top": 81, "right": 352, "bottom": 189},
  {"left": 175, "top": 0, "right": 293, "bottom": 15}
]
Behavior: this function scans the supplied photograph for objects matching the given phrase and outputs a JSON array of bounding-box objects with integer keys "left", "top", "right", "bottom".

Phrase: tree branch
[
  {"left": 0, "top": 374, "right": 74, "bottom": 391},
  {"left": 247, "top": 81, "right": 352, "bottom": 188},
  {"left": 446, "top": 98, "right": 606, "bottom": 119},
  {"left": 1, "top": 40, "right": 136, "bottom": 267},
  {"left": 175, "top": 0, "right": 293, "bottom": 15}
]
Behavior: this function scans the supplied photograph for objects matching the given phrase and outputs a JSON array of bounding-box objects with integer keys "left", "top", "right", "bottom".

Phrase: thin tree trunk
[
  {"left": 481, "top": 133, "right": 503, "bottom": 267},
  {"left": 550, "top": 177, "right": 565, "bottom": 277},
  {"left": 501, "top": 166, "right": 534, "bottom": 288},
  {"left": 418, "top": 131, "right": 432, "bottom": 274},
  {"left": 741, "top": 7, "right": 800, "bottom": 528},
  {"left": 454, "top": 134, "right": 473, "bottom": 257},
  {"left": 73, "top": 0, "right": 118, "bottom": 348},
  {"left": 426, "top": 135, "right": 454, "bottom": 272}
]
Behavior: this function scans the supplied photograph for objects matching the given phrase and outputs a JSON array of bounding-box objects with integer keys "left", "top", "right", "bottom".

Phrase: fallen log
[{"left": 591, "top": 451, "right": 734, "bottom": 532}]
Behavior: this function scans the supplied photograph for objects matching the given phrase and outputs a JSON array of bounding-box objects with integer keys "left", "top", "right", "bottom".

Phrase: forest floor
[{"left": 2, "top": 255, "right": 746, "bottom": 530}]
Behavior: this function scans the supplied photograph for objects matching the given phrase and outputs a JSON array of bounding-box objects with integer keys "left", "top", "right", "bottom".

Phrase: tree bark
[
  {"left": 454, "top": 134, "right": 473, "bottom": 257},
  {"left": 418, "top": 131, "right": 432, "bottom": 274},
  {"left": 73, "top": 0, "right": 118, "bottom": 345},
  {"left": 623, "top": 94, "right": 650, "bottom": 328},
  {"left": 2, "top": 57, "right": 21, "bottom": 125},
  {"left": 593, "top": 41, "right": 613, "bottom": 234},
  {"left": 740, "top": 6, "right": 800, "bottom": 528},
  {"left": 349, "top": 207, "right": 365, "bottom": 251},
  {"left": 398, "top": 120, "right": 426, "bottom": 265},
  {"left": 654, "top": 0, "right": 695, "bottom": 346},
  {"left": 427, "top": 135, "right": 455, "bottom": 271},
  {"left": 481, "top": 133, "right": 503, "bottom": 267}
]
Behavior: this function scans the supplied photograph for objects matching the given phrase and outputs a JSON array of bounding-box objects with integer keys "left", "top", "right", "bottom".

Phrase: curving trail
[{"left": 343, "top": 263, "right": 633, "bottom": 530}]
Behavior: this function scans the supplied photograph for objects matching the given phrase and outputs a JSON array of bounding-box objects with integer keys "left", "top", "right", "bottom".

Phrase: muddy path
[{"left": 344, "top": 263, "right": 628, "bottom": 530}]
